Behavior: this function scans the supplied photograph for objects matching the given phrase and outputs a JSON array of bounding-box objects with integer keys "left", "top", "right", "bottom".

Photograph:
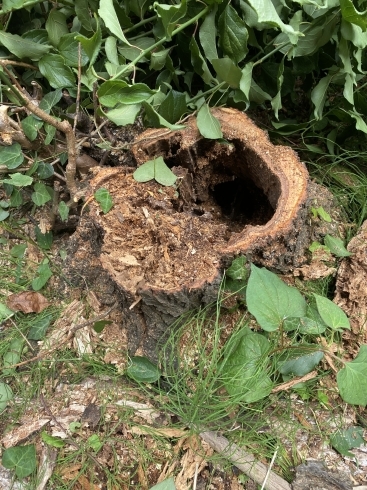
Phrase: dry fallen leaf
[{"left": 6, "top": 291, "right": 49, "bottom": 313}]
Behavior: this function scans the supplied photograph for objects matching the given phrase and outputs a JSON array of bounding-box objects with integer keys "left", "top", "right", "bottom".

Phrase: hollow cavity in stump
[{"left": 74, "top": 108, "right": 312, "bottom": 357}]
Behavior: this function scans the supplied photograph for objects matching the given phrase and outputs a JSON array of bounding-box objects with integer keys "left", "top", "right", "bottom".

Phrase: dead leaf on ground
[{"left": 6, "top": 291, "right": 49, "bottom": 313}]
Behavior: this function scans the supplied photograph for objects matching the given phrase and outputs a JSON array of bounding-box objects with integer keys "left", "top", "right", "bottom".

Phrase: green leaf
[
  {"left": 75, "top": 0, "right": 93, "bottom": 31},
  {"left": 337, "top": 345, "right": 367, "bottom": 406},
  {"left": 189, "top": 37, "right": 216, "bottom": 86},
  {"left": 240, "top": 62, "right": 254, "bottom": 100},
  {"left": 226, "top": 256, "right": 248, "bottom": 281},
  {"left": 159, "top": 90, "right": 187, "bottom": 124},
  {"left": 199, "top": 6, "right": 218, "bottom": 62},
  {"left": 246, "top": 0, "right": 301, "bottom": 44},
  {"left": 221, "top": 328, "right": 272, "bottom": 402},
  {"left": 330, "top": 427, "right": 364, "bottom": 457},
  {"left": 311, "top": 206, "right": 332, "bottom": 222},
  {"left": 38, "top": 54, "right": 75, "bottom": 89},
  {"left": 246, "top": 265, "right": 307, "bottom": 331},
  {"left": 314, "top": 294, "right": 350, "bottom": 331},
  {"left": 32, "top": 182, "right": 52, "bottom": 206},
  {"left": 2, "top": 0, "right": 29, "bottom": 13},
  {"left": 28, "top": 314, "right": 53, "bottom": 341},
  {"left": 93, "top": 320, "right": 113, "bottom": 333},
  {"left": 41, "top": 431, "right": 65, "bottom": 448},
  {"left": 10, "top": 189, "right": 23, "bottom": 207},
  {"left": 149, "top": 477, "right": 176, "bottom": 490},
  {"left": 45, "top": 9, "right": 68, "bottom": 47},
  {"left": 98, "top": 80, "right": 154, "bottom": 107},
  {"left": 37, "top": 162, "right": 54, "bottom": 180},
  {"left": 58, "top": 201, "right": 70, "bottom": 222},
  {"left": 218, "top": 5, "right": 248, "bottom": 64},
  {"left": 0, "top": 209, "right": 9, "bottom": 221},
  {"left": 127, "top": 356, "right": 161, "bottom": 383},
  {"left": 311, "top": 73, "right": 334, "bottom": 120},
  {"left": 88, "top": 434, "right": 103, "bottom": 452},
  {"left": 133, "top": 157, "right": 177, "bottom": 187},
  {"left": 2, "top": 173, "right": 33, "bottom": 187},
  {"left": 32, "top": 260, "right": 53, "bottom": 291},
  {"left": 95, "top": 187, "right": 113, "bottom": 213},
  {"left": 35, "top": 226, "right": 53, "bottom": 250},
  {"left": 154, "top": 0, "right": 187, "bottom": 39},
  {"left": 0, "top": 31, "right": 51, "bottom": 60},
  {"left": 98, "top": 0, "right": 132, "bottom": 45},
  {"left": 75, "top": 18, "right": 102, "bottom": 66},
  {"left": 102, "top": 104, "right": 141, "bottom": 126},
  {"left": 10, "top": 244, "right": 27, "bottom": 258},
  {"left": 2, "top": 445, "right": 37, "bottom": 479},
  {"left": 3, "top": 338, "right": 23, "bottom": 375},
  {"left": 340, "top": 0, "right": 367, "bottom": 31},
  {"left": 197, "top": 104, "right": 223, "bottom": 140},
  {"left": 150, "top": 47, "right": 171, "bottom": 71},
  {"left": 283, "top": 315, "right": 326, "bottom": 335},
  {"left": 211, "top": 58, "right": 242, "bottom": 88},
  {"left": 279, "top": 349, "right": 324, "bottom": 376},
  {"left": 22, "top": 115, "right": 43, "bottom": 141},
  {"left": 142, "top": 101, "right": 186, "bottom": 130},
  {"left": 58, "top": 34, "right": 89, "bottom": 68},
  {"left": 0, "top": 143, "right": 24, "bottom": 169},
  {"left": 324, "top": 235, "right": 352, "bottom": 257},
  {"left": 0, "top": 382, "right": 13, "bottom": 412}
]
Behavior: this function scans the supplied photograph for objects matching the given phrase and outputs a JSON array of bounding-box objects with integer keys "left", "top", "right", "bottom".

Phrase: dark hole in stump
[{"left": 211, "top": 177, "right": 274, "bottom": 227}]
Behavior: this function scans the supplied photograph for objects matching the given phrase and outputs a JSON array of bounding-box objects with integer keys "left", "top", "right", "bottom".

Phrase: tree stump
[{"left": 66, "top": 108, "right": 326, "bottom": 358}]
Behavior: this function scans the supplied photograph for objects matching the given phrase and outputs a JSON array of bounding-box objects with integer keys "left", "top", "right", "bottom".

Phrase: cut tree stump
[{"left": 65, "top": 108, "right": 337, "bottom": 358}]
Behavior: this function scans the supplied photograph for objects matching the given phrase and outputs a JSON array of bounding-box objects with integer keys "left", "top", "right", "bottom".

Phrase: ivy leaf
[
  {"left": 337, "top": 345, "right": 367, "bottom": 406},
  {"left": 37, "top": 162, "right": 54, "bottom": 179},
  {"left": 75, "top": 17, "right": 102, "bottom": 66},
  {"left": 0, "top": 31, "right": 51, "bottom": 60},
  {"left": 149, "top": 478, "right": 176, "bottom": 490},
  {"left": 324, "top": 235, "right": 352, "bottom": 257},
  {"left": 102, "top": 104, "right": 141, "bottom": 126},
  {"left": 226, "top": 256, "right": 248, "bottom": 281},
  {"left": 41, "top": 431, "right": 65, "bottom": 448},
  {"left": 221, "top": 328, "right": 273, "bottom": 403},
  {"left": 142, "top": 101, "right": 186, "bottom": 130},
  {"left": 95, "top": 187, "right": 113, "bottom": 213},
  {"left": 32, "top": 182, "right": 52, "bottom": 206},
  {"left": 98, "top": 80, "right": 154, "bottom": 107},
  {"left": 197, "top": 103, "right": 223, "bottom": 139},
  {"left": 0, "top": 143, "right": 24, "bottom": 169},
  {"left": 28, "top": 314, "right": 53, "bottom": 341},
  {"left": 45, "top": 9, "right": 68, "bottom": 47},
  {"left": 98, "top": 0, "right": 132, "bottom": 45},
  {"left": 218, "top": 5, "right": 248, "bottom": 63},
  {"left": 38, "top": 54, "right": 75, "bottom": 89},
  {"left": 3, "top": 338, "right": 23, "bottom": 375},
  {"left": 58, "top": 33, "right": 89, "bottom": 68},
  {"left": 246, "top": 265, "right": 307, "bottom": 331},
  {"left": 159, "top": 90, "right": 187, "bottom": 124},
  {"left": 154, "top": 0, "right": 187, "bottom": 39},
  {"left": 93, "top": 320, "right": 113, "bottom": 333},
  {"left": 58, "top": 201, "right": 70, "bottom": 222},
  {"left": 133, "top": 157, "right": 177, "bottom": 187},
  {"left": 2, "top": 445, "right": 37, "bottom": 479},
  {"left": 211, "top": 58, "right": 242, "bottom": 88},
  {"left": 340, "top": 0, "right": 367, "bottom": 31},
  {"left": 199, "top": 6, "right": 218, "bottom": 62},
  {"left": 314, "top": 294, "right": 350, "bottom": 331},
  {"left": 330, "top": 426, "right": 364, "bottom": 457},
  {"left": 189, "top": 37, "right": 216, "bottom": 86},
  {"left": 0, "top": 382, "right": 13, "bottom": 411},
  {"left": 311, "top": 73, "right": 335, "bottom": 120},
  {"left": 35, "top": 226, "right": 53, "bottom": 250},
  {"left": 2, "top": 173, "right": 33, "bottom": 187},
  {"left": 279, "top": 348, "right": 324, "bottom": 376},
  {"left": 127, "top": 356, "right": 161, "bottom": 383},
  {"left": 32, "top": 260, "right": 53, "bottom": 291}
]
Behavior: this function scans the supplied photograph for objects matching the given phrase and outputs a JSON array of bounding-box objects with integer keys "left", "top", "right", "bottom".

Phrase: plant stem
[
  {"left": 123, "top": 15, "right": 157, "bottom": 34},
  {"left": 187, "top": 82, "right": 227, "bottom": 105},
  {"left": 111, "top": 6, "right": 209, "bottom": 80}
]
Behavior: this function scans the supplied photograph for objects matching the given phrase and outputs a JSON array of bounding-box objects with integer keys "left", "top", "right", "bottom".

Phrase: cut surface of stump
[{"left": 69, "top": 108, "right": 318, "bottom": 357}]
